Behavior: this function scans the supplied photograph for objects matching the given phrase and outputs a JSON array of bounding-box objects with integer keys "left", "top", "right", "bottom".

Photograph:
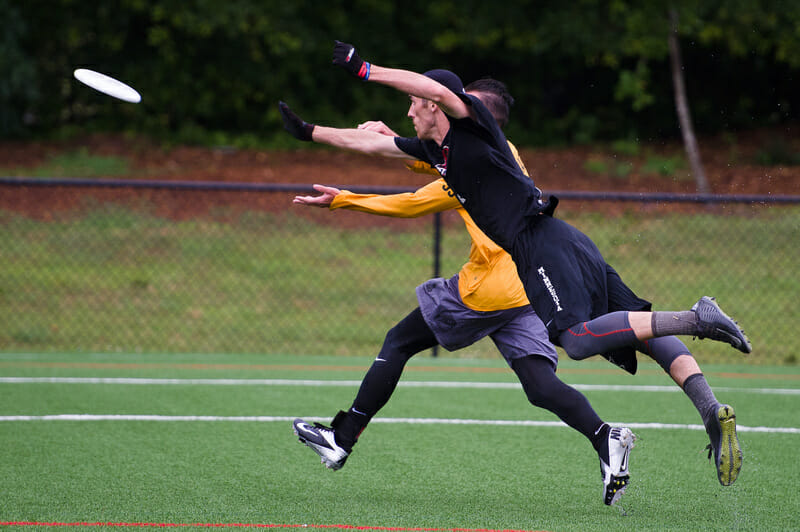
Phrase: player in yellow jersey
[
  {"left": 283, "top": 47, "right": 746, "bottom": 498},
  {"left": 291, "top": 79, "right": 633, "bottom": 506}
]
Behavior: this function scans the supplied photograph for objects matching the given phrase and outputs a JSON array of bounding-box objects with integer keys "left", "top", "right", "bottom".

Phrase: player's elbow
[{"left": 427, "top": 84, "right": 453, "bottom": 106}]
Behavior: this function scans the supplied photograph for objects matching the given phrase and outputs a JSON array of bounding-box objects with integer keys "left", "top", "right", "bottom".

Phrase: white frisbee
[{"left": 73, "top": 68, "right": 141, "bottom": 103}]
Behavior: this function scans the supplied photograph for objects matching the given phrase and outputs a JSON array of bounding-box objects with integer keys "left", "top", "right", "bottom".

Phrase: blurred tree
[
  {"left": 0, "top": 0, "right": 39, "bottom": 136},
  {"left": 6, "top": 0, "right": 799, "bottom": 148},
  {"left": 669, "top": 7, "right": 709, "bottom": 193}
]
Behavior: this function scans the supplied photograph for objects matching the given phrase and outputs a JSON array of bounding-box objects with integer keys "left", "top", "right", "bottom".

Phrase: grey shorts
[{"left": 416, "top": 275, "right": 558, "bottom": 367}]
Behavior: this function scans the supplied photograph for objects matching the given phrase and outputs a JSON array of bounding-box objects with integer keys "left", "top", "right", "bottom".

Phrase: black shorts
[{"left": 511, "top": 215, "right": 650, "bottom": 342}]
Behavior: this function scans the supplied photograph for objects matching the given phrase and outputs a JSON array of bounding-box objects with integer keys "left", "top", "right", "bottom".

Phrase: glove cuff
[
  {"left": 357, "top": 62, "right": 371, "bottom": 80},
  {"left": 302, "top": 122, "right": 316, "bottom": 141}
]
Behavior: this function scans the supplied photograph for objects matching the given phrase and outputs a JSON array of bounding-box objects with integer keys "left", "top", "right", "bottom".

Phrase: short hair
[{"left": 464, "top": 78, "right": 514, "bottom": 128}]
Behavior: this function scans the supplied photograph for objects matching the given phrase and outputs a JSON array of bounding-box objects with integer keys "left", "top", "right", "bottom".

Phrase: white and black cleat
[
  {"left": 293, "top": 418, "right": 349, "bottom": 470},
  {"left": 600, "top": 427, "right": 636, "bottom": 506}
]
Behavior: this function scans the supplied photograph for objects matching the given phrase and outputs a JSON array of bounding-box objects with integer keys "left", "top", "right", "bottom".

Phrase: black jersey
[{"left": 394, "top": 94, "right": 544, "bottom": 251}]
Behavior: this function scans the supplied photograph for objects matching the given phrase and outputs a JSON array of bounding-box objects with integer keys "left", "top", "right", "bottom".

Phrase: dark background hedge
[{"left": 3, "top": 0, "right": 799, "bottom": 146}]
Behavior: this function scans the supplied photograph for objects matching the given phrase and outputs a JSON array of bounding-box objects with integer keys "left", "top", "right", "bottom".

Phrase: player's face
[{"left": 407, "top": 95, "right": 437, "bottom": 140}]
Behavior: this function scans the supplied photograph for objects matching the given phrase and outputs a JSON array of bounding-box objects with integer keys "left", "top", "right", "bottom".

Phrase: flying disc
[{"left": 73, "top": 68, "right": 141, "bottom": 103}]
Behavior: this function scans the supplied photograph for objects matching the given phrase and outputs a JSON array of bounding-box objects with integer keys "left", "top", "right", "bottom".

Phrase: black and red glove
[
  {"left": 278, "top": 101, "right": 315, "bottom": 142},
  {"left": 332, "top": 40, "right": 370, "bottom": 80}
]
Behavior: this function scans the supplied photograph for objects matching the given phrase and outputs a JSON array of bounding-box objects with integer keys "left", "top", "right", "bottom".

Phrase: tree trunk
[{"left": 668, "top": 8, "right": 711, "bottom": 193}]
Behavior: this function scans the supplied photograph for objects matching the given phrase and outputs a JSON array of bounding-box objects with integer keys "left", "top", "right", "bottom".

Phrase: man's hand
[
  {"left": 332, "top": 40, "right": 370, "bottom": 80},
  {"left": 278, "top": 101, "right": 315, "bottom": 141},
  {"left": 358, "top": 120, "right": 398, "bottom": 136},
  {"left": 293, "top": 184, "right": 342, "bottom": 207}
]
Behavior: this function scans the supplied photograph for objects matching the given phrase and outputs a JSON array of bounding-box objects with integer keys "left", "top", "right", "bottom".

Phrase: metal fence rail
[{"left": 2, "top": 177, "right": 798, "bottom": 365}]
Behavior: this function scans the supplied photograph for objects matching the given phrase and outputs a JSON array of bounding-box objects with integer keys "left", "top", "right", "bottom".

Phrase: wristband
[{"left": 358, "top": 62, "right": 371, "bottom": 80}]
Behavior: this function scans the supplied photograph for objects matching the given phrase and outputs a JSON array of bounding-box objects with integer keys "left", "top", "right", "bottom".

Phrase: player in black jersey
[
  {"left": 279, "top": 41, "right": 748, "bottom": 489},
  {"left": 290, "top": 80, "right": 635, "bottom": 507}
]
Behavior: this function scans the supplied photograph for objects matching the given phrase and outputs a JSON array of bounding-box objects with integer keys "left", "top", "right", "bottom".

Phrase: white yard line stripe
[
  {"left": 1, "top": 377, "right": 799, "bottom": 395},
  {"left": 0, "top": 414, "right": 797, "bottom": 434}
]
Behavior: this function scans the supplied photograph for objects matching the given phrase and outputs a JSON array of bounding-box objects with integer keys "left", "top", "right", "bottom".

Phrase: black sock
[
  {"left": 651, "top": 311, "right": 698, "bottom": 337},
  {"left": 592, "top": 422, "right": 611, "bottom": 455},
  {"left": 331, "top": 409, "right": 368, "bottom": 451}
]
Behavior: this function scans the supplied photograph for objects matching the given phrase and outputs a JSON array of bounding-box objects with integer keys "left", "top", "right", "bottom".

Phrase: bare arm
[
  {"left": 367, "top": 65, "right": 472, "bottom": 120},
  {"left": 311, "top": 125, "right": 407, "bottom": 158},
  {"left": 278, "top": 101, "right": 408, "bottom": 158},
  {"left": 331, "top": 41, "right": 472, "bottom": 119}
]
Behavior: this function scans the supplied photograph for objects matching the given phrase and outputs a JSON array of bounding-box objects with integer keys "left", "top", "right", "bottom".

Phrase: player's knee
[
  {"left": 642, "top": 336, "right": 692, "bottom": 373},
  {"left": 523, "top": 387, "right": 549, "bottom": 408},
  {"left": 558, "top": 332, "right": 597, "bottom": 360},
  {"left": 380, "top": 325, "right": 416, "bottom": 360},
  {"left": 512, "top": 356, "right": 560, "bottom": 407}
]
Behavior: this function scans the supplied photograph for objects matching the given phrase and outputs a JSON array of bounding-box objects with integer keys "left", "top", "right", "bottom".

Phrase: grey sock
[
  {"left": 651, "top": 311, "right": 698, "bottom": 337},
  {"left": 682, "top": 373, "right": 719, "bottom": 429}
]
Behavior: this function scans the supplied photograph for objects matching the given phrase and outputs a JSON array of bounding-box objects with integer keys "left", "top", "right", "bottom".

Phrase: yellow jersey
[{"left": 329, "top": 142, "right": 531, "bottom": 312}]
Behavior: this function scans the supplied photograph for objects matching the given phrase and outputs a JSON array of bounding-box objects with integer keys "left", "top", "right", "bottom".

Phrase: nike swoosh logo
[
  {"left": 295, "top": 422, "right": 317, "bottom": 436},
  {"left": 374, "top": 357, "right": 387, "bottom": 362},
  {"left": 620, "top": 449, "right": 629, "bottom": 471}
]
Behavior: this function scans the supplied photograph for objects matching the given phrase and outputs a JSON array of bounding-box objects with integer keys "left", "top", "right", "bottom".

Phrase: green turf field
[{"left": 1, "top": 352, "right": 798, "bottom": 531}]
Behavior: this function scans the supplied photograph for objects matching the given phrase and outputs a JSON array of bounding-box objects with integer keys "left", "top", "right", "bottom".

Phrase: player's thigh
[{"left": 490, "top": 307, "right": 558, "bottom": 366}]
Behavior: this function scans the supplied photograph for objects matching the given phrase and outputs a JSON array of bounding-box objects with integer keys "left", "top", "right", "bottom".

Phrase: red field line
[{"left": 0, "top": 522, "right": 546, "bottom": 532}]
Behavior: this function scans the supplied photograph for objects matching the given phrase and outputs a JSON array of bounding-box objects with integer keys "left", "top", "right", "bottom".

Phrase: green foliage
[
  {"left": 641, "top": 154, "right": 687, "bottom": 176},
  {"left": 584, "top": 158, "right": 609, "bottom": 174},
  {"left": 0, "top": 0, "right": 39, "bottom": 136},
  {"left": 614, "top": 60, "right": 656, "bottom": 111},
  {"left": 754, "top": 135, "right": 800, "bottom": 166},
  {"left": 1, "top": 148, "right": 132, "bottom": 178},
  {"left": 613, "top": 160, "right": 634, "bottom": 177},
  {"left": 5, "top": 0, "right": 800, "bottom": 144},
  {"left": 611, "top": 138, "right": 642, "bottom": 157}
]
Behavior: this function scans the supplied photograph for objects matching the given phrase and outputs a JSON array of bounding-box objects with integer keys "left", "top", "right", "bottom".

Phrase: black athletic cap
[{"left": 423, "top": 69, "right": 465, "bottom": 95}]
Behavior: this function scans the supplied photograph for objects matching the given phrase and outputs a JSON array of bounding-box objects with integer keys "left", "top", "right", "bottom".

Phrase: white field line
[
  {"left": 0, "top": 414, "right": 797, "bottom": 434},
  {"left": 3, "top": 377, "right": 798, "bottom": 433},
  {"left": 1, "top": 376, "right": 799, "bottom": 396}
]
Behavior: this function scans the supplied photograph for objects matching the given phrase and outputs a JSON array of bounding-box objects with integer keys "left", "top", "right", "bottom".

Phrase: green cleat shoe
[{"left": 705, "top": 404, "right": 743, "bottom": 486}]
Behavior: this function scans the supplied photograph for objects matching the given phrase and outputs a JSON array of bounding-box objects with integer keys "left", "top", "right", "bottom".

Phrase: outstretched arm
[
  {"left": 278, "top": 101, "right": 408, "bottom": 158},
  {"left": 293, "top": 184, "right": 341, "bottom": 207},
  {"left": 293, "top": 181, "right": 459, "bottom": 217},
  {"left": 332, "top": 41, "right": 472, "bottom": 120},
  {"left": 312, "top": 125, "right": 407, "bottom": 157}
]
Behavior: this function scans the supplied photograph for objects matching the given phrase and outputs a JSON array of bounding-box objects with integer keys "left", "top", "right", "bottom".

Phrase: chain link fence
[{"left": 2, "top": 179, "right": 798, "bottom": 365}]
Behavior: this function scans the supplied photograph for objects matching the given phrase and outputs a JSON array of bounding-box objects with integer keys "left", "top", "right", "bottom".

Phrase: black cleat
[{"left": 692, "top": 296, "right": 752, "bottom": 353}]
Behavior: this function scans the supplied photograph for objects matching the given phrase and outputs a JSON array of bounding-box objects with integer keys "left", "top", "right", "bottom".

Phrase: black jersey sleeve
[{"left": 394, "top": 136, "right": 430, "bottom": 163}]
